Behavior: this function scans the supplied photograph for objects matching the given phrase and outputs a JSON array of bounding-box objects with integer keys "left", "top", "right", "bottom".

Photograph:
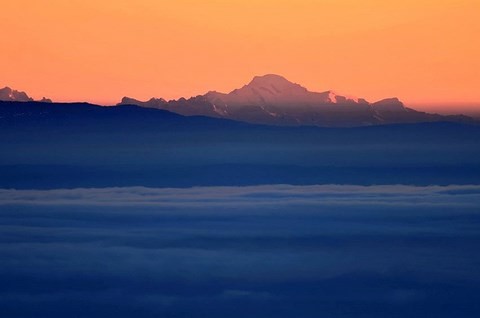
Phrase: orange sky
[{"left": 1, "top": 0, "right": 479, "bottom": 114}]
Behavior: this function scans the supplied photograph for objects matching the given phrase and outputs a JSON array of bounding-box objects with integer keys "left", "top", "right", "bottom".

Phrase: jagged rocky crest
[{"left": 0, "top": 87, "right": 52, "bottom": 103}]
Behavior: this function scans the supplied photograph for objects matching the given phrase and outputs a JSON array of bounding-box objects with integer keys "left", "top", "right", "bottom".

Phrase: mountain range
[
  {"left": 1, "top": 75, "right": 475, "bottom": 127},
  {"left": 119, "top": 74, "right": 473, "bottom": 127}
]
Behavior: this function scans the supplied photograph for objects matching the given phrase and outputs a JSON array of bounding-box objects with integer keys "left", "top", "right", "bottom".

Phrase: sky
[{"left": 1, "top": 0, "right": 479, "bottom": 114}]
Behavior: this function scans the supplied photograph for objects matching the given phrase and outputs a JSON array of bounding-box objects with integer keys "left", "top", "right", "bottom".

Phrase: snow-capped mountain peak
[
  {"left": 204, "top": 74, "right": 366, "bottom": 108},
  {"left": 245, "top": 74, "right": 307, "bottom": 93}
]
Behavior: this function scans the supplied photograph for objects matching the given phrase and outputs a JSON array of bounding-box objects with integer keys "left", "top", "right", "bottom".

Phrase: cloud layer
[
  {"left": 1, "top": 185, "right": 480, "bottom": 317},
  {"left": 2, "top": 184, "right": 480, "bottom": 207}
]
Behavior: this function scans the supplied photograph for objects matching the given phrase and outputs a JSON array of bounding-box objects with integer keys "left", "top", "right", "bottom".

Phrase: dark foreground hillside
[{"left": 1, "top": 101, "right": 480, "bottom": 188}]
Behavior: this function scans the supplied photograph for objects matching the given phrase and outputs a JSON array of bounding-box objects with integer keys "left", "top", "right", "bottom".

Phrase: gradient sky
[{"left": 1, "top": 0, "right": 479, "bottom": 113}]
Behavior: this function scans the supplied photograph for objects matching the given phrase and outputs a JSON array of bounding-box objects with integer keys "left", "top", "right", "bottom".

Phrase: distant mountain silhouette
[
  {"left": 119, "top": 74, "right": 472, "bottom": 127},
  {"left": 0, "top": 87, "right": 52, "bottom": 103}
]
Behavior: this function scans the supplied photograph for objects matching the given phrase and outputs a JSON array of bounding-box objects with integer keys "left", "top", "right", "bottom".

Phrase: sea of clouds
[{"left": 1, "top": 184, "right": 480, "bottom": 317}]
